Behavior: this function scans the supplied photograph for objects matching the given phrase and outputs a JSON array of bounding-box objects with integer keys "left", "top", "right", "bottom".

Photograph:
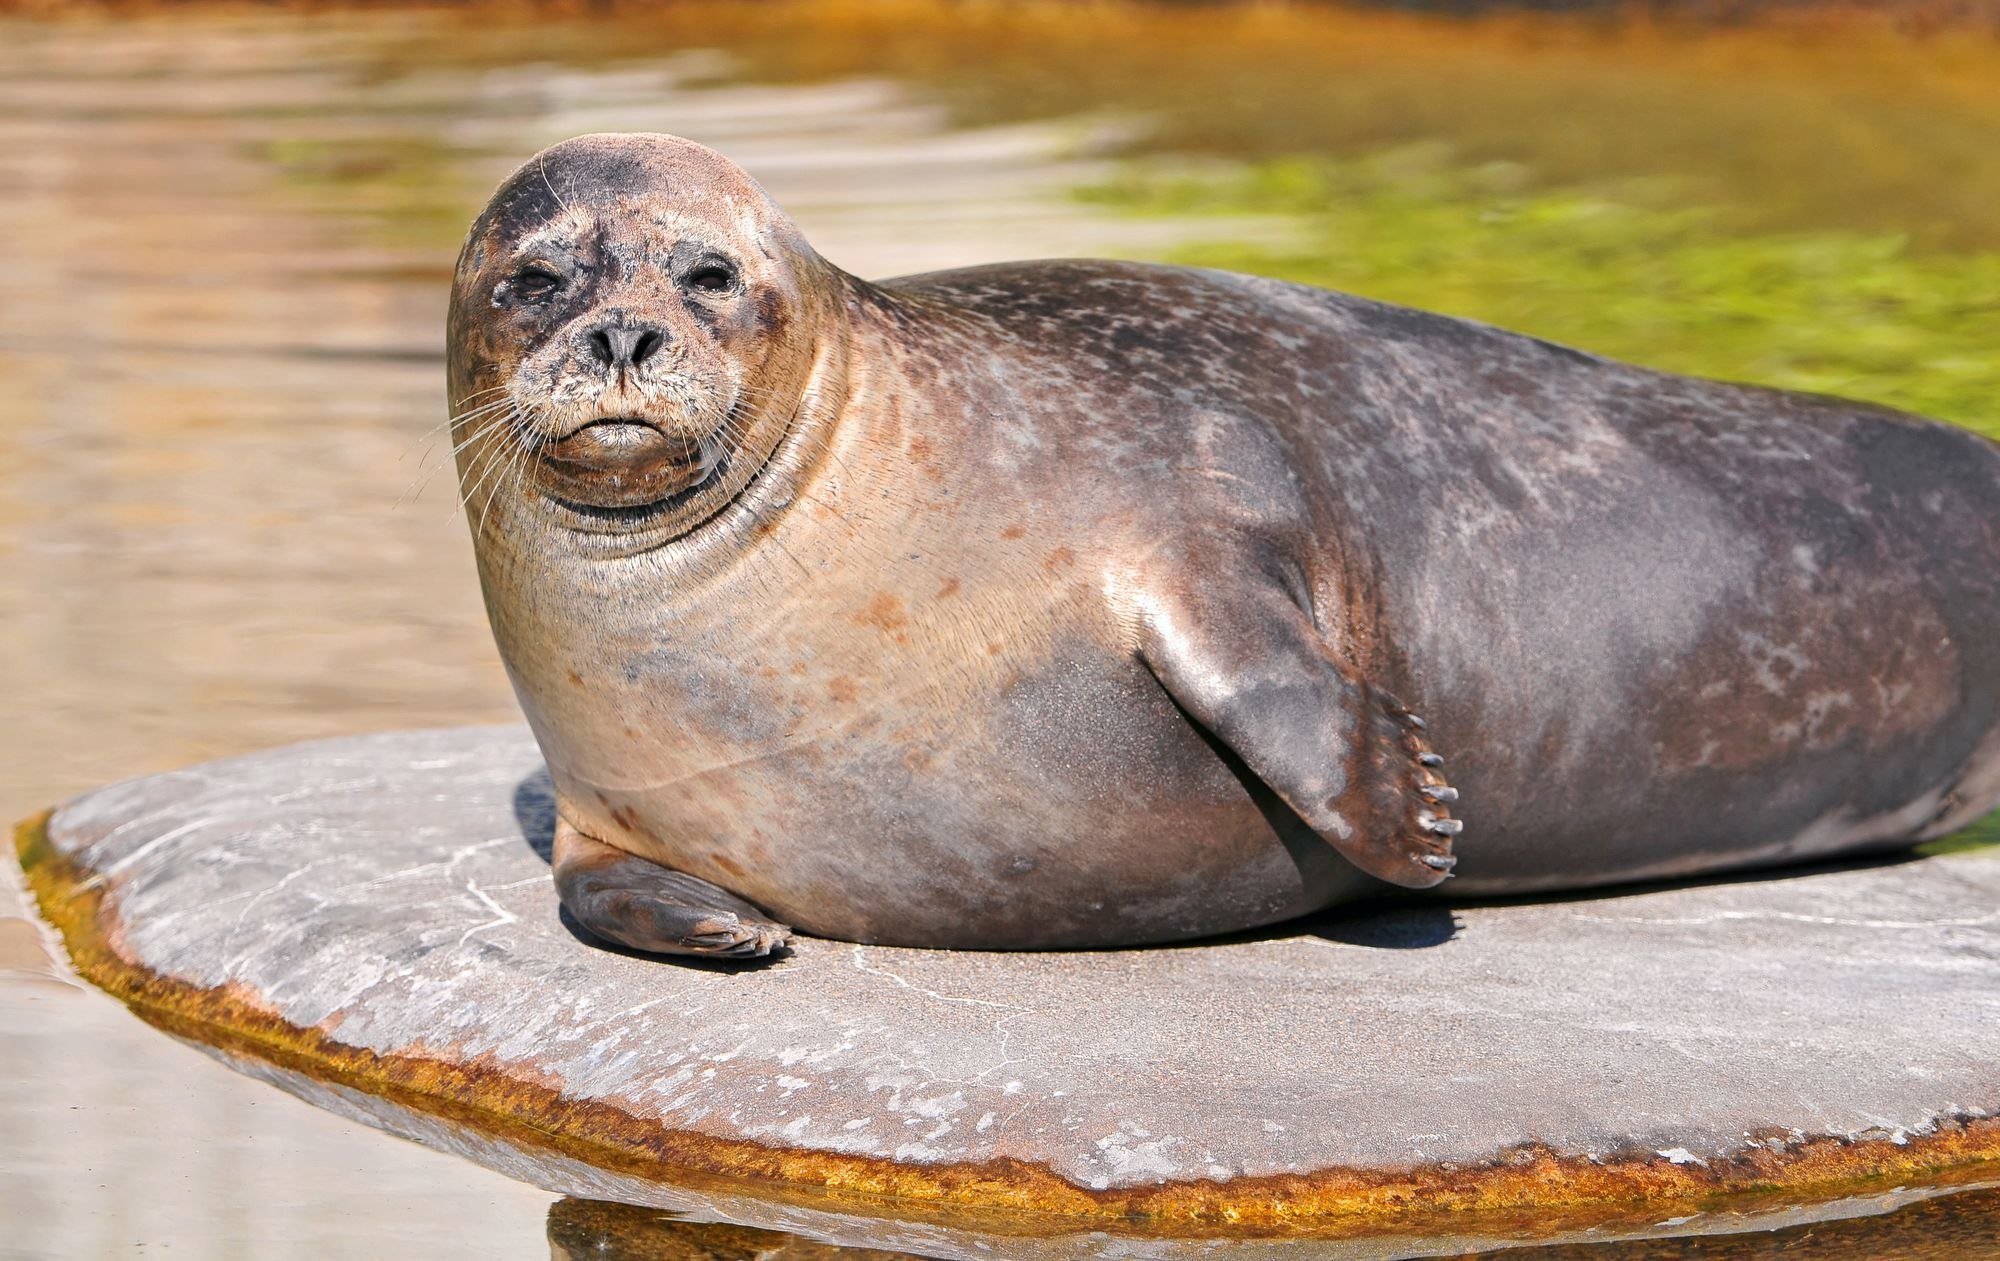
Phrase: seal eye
[
  {"left": 510, "top": 266, "right": 563, "bottom": 301},
  {"left": 686, "top": 261, "right": 737, "bottom": 295}
]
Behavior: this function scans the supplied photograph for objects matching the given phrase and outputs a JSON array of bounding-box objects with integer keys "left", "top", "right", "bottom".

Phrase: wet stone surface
[{"left": 21, "top": 727, "right": 2000, "bottom": 1213}]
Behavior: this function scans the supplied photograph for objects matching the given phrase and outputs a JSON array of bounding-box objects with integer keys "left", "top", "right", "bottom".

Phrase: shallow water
[{"left": 1, "top": 8, "right": 1996, "bottom": 1259}]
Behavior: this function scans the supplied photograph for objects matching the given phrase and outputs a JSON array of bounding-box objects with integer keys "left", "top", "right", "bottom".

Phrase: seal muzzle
[{"left": 537, "top": 419, "right": 720, "bottom": 508}]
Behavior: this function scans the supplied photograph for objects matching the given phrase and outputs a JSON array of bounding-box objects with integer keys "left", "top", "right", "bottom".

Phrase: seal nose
[{"left": 588, "top": 324, "right": 665, "bottom": 371}]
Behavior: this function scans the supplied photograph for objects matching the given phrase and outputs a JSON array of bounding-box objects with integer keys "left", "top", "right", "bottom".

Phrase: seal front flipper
[
  {"left": 551, "top": 816, "right": 792, "bottom": 959},
  {"left": 1135, "top": 569, "right": 1460, "bottom": 889}
]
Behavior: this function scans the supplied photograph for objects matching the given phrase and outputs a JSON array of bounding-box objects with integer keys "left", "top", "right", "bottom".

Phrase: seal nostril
[
  {"left": 587, "top": 328, "right": 615, "bottom": 367},
  {"left": 588, "top": 324, "right": 666, "bottom": 371}
]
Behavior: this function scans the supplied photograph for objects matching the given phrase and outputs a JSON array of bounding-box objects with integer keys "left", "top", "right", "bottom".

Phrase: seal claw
[
  {"left": 1346, "top": 692, "right": 1462, "bottom": 888},
  {"left": 552, "top": 817, "right": 793, "bottom": 963},
  {"left": 685, "top": 916, "right": 794, "bottom": 958}
]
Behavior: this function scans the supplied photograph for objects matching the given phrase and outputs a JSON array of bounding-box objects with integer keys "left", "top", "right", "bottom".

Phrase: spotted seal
[{"left": 447, "top": 132, "right": 2000, "bottom": 957}]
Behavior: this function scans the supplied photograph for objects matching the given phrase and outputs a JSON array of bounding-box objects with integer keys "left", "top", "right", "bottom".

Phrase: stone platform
[{"left": 15, "top": 726, "right": 2000, "bottom": 1258}]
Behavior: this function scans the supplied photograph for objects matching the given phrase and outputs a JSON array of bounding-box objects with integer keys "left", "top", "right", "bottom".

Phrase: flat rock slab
[{"left": 15, "top": 727, "right": 2000, "bottom": 1256}]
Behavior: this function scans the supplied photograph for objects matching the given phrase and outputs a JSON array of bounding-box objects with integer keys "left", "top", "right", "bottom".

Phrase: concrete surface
[
  {"left": 18, "top": 726, "right": 2000, "bottom": 1255},
  {"left": 0, "top": 855, "right": 554, "bottom": 1261}
]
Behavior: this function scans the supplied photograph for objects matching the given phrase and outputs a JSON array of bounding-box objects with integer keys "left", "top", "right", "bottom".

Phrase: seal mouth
[{"left": 535, "top": 417, "right": 721, "bottom": 509}]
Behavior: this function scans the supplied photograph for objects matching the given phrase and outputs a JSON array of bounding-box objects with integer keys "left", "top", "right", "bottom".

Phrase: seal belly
[{"left": 551, "top": 625, "right": 1366, "bottom": 948}]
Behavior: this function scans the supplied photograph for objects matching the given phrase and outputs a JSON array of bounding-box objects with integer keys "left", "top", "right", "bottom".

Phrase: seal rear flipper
[
  {"left": 552, "top": 816, "right": 792, "bottom": 960},
  {"left": 1134, "top": 569, "right": 1459, "bottom": 890}
]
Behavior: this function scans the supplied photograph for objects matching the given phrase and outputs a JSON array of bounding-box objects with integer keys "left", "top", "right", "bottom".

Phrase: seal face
[
  {"left": 449, "top": 135, "right": 834, "bottom": 555},
  {"left": 451, "top": 133, "right": 2000, "bottom": 957}
]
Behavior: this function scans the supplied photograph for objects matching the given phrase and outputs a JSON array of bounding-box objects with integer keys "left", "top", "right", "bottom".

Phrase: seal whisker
[
  {"left": 454, "top": 446, "right": 502, "bottom": 520},
  {"left": 505, "top": 437, "right": 542, "bottom": 544},
  {"left": 477, "top": 419, "right": 534, "bottom": 535},
  {"left": 445, "top": 385, "right": 512, "bottom": 417},
  {"left": 538, "top": 155, "right": 572, "bottom": 219},
  {"left": 418, "top": 386, "right": 514, "bottom": 433},
  {"left": 474, "top": 422, "right": 535, "bottom": 535},
  {"left": 400, "top": 395, "right": 517, "bottom": 488},
  {"left": 494, "top": 408, "right": 536, "bottom": 520},
  {"left": 445, "top": 405, "right": 526, "bottom": 458},
  {"left": 427, "top": 407, "right": 520, "bottom": 480},
  {"left": 447, "top": 401, "right": 514, "bottom": 432},
  {"left": 410, "top": 390, "right": 517, "bottom": 450},
  {"left": 470, "top": 413, "right": 518, "bottom": 517},
  {"left": 400, "top": 406, "right": 523, "bottom": 507},
  {"left": 456, "top": 407, "right": 526, "bottom": 522}
]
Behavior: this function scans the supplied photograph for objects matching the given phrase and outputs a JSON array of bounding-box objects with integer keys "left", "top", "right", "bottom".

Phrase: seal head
[{"left": 447, "top": 133, "right": 837, "bottom": 548}]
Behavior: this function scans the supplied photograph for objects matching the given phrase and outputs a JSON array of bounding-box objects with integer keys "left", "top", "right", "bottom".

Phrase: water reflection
[
  {"left": 547, "top": 1184, "right": 2000, "bottom": 1261},
  {"left": 1459, "top": 1184, "right": 2000, "bottom": 1260},
  {"left": 548, "top": 1198, "right": 933, "bottom": 1261}
]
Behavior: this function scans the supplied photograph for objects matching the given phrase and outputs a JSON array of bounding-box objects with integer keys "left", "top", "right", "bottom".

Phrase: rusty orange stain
[{"left": 14, "top": 808, "right": 2000, "bottom": 1240}]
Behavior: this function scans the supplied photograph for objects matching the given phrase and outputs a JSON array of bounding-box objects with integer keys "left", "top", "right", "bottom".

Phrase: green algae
[
  {"left": 1079, "top": 150, "right": 2000, "bottom": 440},
  {"left": 1919, "top": 810, "right": 2000, "bottom": 858}
]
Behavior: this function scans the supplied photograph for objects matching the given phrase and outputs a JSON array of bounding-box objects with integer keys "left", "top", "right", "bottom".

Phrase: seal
[{"left": 448, "top": 132, "right": 2000, "bottom": 957}]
